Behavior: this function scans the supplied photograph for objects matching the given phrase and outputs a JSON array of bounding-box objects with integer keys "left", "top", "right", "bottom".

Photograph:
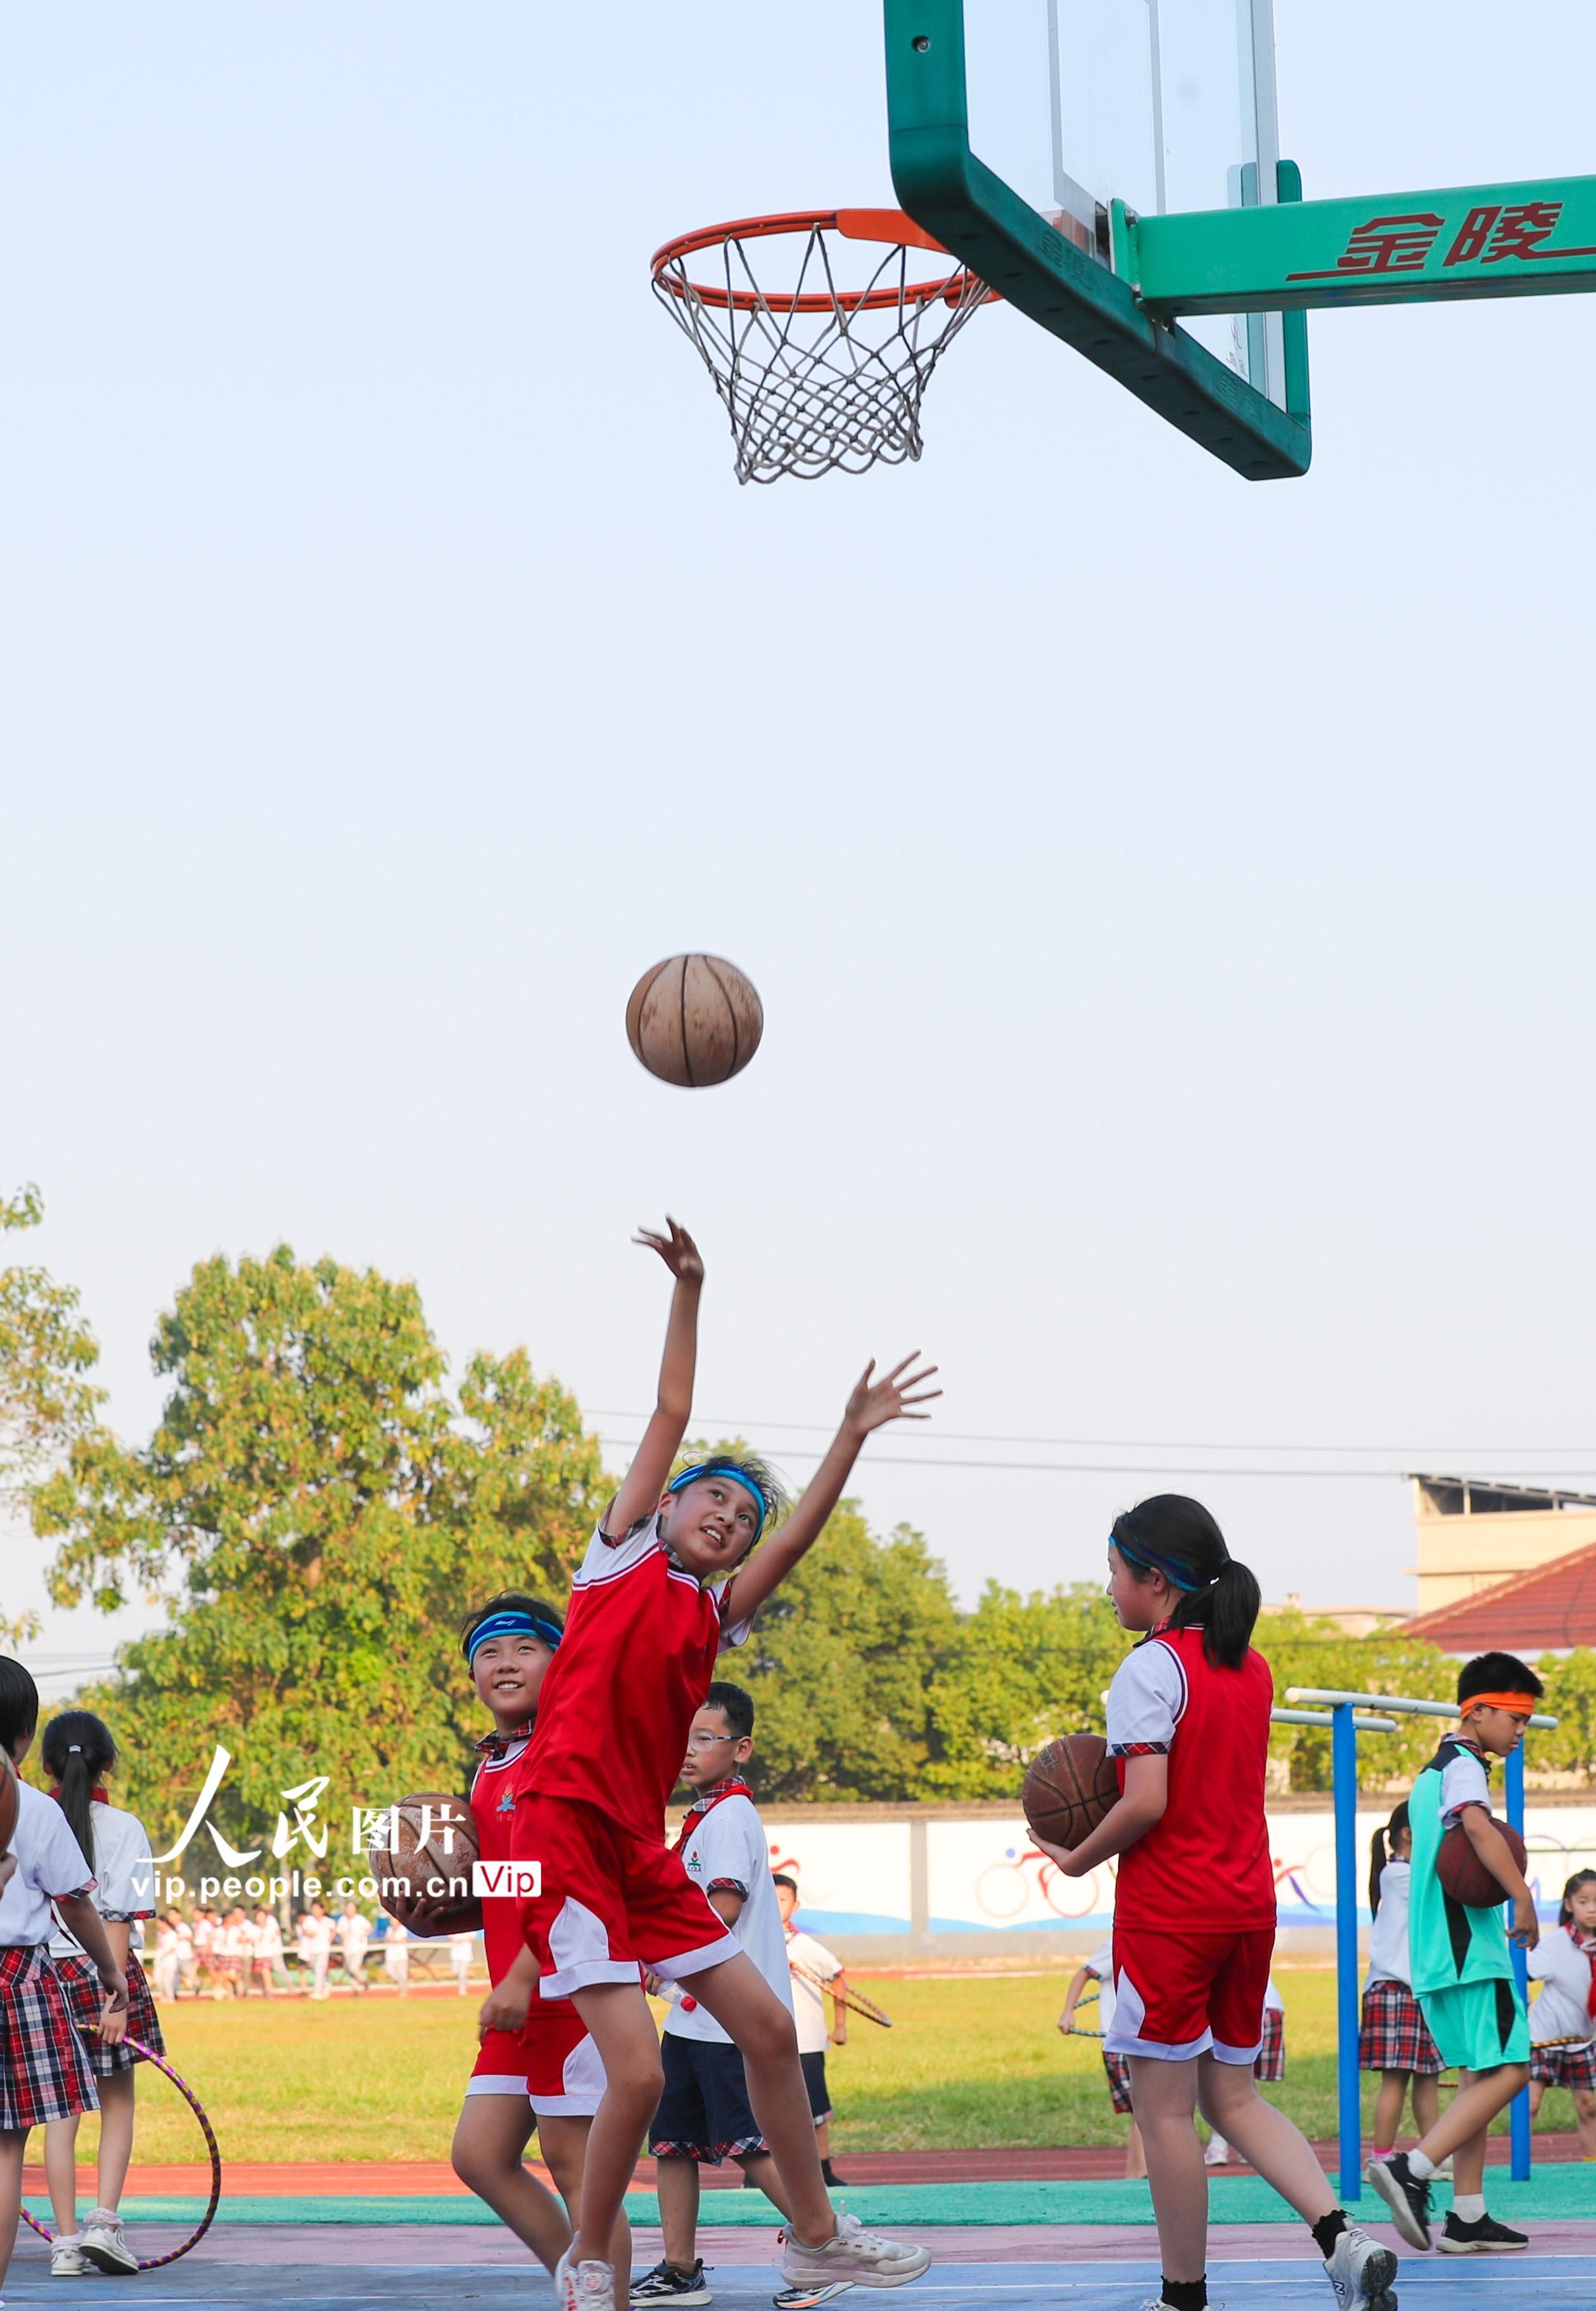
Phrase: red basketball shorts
[
  {"left": 1108, "top": 1926, "right": 1274, "bottom": 2065},
  {"left": 466, "top": 2003, "right": 606, "bottom": 2116},
  {"left": 515, "top": 1795, "right": 739, "bottom": 1999}
]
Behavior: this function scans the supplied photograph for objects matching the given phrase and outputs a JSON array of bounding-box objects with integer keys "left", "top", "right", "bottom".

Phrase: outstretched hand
[
  {"left": 843, "top": 1354, "right": 941, "bottom": 1439},
  {"left": 634, "top": 1216, "right": 704, "bottom": 1286}
]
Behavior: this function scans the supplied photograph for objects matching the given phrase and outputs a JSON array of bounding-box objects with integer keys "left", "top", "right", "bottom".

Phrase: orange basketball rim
[{"left": 650, "top": 207, "right": 993, "bottom": 484}]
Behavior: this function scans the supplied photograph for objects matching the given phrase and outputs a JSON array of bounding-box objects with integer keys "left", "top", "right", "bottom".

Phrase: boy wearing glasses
[{"left": 633, "top": 1682, "right": 792, "bottom": 2307}]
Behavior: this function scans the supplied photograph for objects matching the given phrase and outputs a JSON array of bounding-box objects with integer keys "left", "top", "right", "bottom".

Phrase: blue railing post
[
  {"left": 1505, "top": 1743, "right": 1531, "bottom": 2181},
  {"left": 1332, "top": 1700, "right": 1361, "bottom": 2199}
]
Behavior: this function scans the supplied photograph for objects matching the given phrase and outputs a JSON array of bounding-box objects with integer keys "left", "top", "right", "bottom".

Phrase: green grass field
[{"left": 86, "top": 1969, "right": 1578, "bottom": 2165}]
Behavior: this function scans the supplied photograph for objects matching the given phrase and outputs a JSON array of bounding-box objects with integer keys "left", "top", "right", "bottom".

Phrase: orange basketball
[
  {"left": 626, "top": 954, "right": 763, "bottom": 1088},
  {"left": 369, "top": 1791, "right": 482, "bottom": 1935},
  {"left": 1022, "top": 1734, "right": 1119, "bottom": 1851}
]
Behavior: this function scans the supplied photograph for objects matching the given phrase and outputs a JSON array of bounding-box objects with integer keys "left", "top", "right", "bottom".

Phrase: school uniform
[
  {"left": 1358, "top": 1858, "right": 1443, "bottom": 2077},
  {"left": 786, "top": 1921, "right": 843, "bottom": 2123},
  {"left": 0, "top": 1783, "right": 101, "bottom": 2129},
  {"left": 48, "top": 1795, "right": 163, "bottom": 2076},
  {"left": 650, "top": 1777, "right": 791, "bottom": 2165},
  {"left": 1408, "top": 1734, "right": 1530, "bottom": 2074},
  {"left": 1528, "top": 1923, "right": 1596, "bottom": 2092}
]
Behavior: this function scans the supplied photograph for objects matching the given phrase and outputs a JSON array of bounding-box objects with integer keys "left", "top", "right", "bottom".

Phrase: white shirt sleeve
[
  {"left": 1439, "top": 1746, "right": 1492, "bottom": 1826},
  {"left": 1086, "top": 1939, "right": 1113, "bottom": 1980},
  {"left": 96, "top": 1810, "right": 157, "bottom": 1919},
  {"left": 788, "top": 1929, "right": 842, "bottom": 1981},
  {"left": 1105, "top": 1639, "right": 1187, "bottom": 1755},
  {"left": 687, "top": 1802, "right": 760, "bottom": 1898}
]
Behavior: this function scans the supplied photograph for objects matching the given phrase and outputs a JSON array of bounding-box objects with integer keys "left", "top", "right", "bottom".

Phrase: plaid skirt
[
  {"left": 1102, "top": 2049, "right": 1133, "bottom": 2114},
  {"left": 0, "top": 1946, "right": 100, "bottom": 2129},
  {"left": 54, "top": 1949, "right": 166, "bottom": 2077},
  {"left": 1255, "top": 2006, "right": 1286, "bottom": 2082},
  {"left": 1531, "top": 2037, "right": 1596, "bottom": 2090},
  {"left": 1359, "top": 1977, "right": 1443, "bottom": 2076}
]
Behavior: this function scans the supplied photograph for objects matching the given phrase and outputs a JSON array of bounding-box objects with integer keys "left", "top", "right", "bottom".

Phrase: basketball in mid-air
[
  {"left": 1022, "top": 1734, "right": 1119, "bottom": 1850},
  {"left": 626, "top": 954, "right": 763, "bottom": 1087}
]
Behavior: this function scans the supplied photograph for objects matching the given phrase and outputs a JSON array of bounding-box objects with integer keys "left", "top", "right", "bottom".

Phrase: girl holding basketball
[
  {"left": 40, "top": 1708, "right": 164, "bottom": 2277},
  {"left": 1035, "top": 1497, "right": 1398, "bottom": 2311}
]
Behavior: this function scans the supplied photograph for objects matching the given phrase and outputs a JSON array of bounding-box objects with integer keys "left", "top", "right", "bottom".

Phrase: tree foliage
[
  {"left": 0, "top": 1186, "right": 105, "bottom": 1644},
  {"left": 32, "top": 1246, "right": 604, "bottom": 1854}
]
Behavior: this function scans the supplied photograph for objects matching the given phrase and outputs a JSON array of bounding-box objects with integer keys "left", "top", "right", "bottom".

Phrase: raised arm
[
  {"left": 604, "top": 1219, "right": 704, "bottom": 1539},
  {"left": 725, "top": 1354, "right": 939, "bottom": 1623}
]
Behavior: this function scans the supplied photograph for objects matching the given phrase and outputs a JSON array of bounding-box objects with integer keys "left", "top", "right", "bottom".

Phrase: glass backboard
[{"left": 962, "top": 0, "right": 1286, "bottom": 406}]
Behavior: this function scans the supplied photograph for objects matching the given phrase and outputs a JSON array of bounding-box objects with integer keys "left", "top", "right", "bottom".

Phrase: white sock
[
  {"left": 1407, "top": 2150, "right": 1436, "bottom": 2180},
  {"left": 1452, "top": 2193, "right": 1485, "bottom": 2222}
]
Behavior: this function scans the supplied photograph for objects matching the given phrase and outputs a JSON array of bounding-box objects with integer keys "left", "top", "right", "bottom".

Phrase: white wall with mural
[{"left": 762, "top": 1806, "right": 1596, "bottom": 1935}]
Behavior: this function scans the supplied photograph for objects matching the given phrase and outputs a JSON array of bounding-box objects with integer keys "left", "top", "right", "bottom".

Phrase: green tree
[
  {"left": 1254, "top": 1608, "right": 1455, "bottom": 1791},
  {"left": 1538, "top": 1649, "right": 1596, "bottom": 1781},
  {"left": 922, "top": 1581, "right": 1135, "bottom": 1798},
  {"left": 738, "top": 1508, "right": 961, "bottom": 1802},
  {"left": 0, "top": 1185, "right": 105, "bottom": 1644},
  {"left": 32, "top": 1246, "right": 605, "bottom": 1854}
]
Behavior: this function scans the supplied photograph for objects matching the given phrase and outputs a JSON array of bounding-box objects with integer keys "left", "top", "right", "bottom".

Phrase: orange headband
[{"left": 1462, "top": 1691, "right": 1538, "bottom": 1717}]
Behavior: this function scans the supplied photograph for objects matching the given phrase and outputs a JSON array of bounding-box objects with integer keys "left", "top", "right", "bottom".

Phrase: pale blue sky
[{"left": 6, "top": 2, "right": 1596, "bottom": 1679}]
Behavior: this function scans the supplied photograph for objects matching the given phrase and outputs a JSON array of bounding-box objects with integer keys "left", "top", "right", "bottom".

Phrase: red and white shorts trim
[
  {"left": 1107, "top": 1925, "right": 1275, "bottom": 2065},
  {"left": 466, "top": 2005, "right": 608, "bottom": 2116},
  {"left": 516, "top": 1796, "right": 739, "bottom": 1999}
]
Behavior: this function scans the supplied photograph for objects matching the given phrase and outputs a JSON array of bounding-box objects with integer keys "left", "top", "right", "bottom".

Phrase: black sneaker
[
  {"left": 1436, "top": 2212, "right": 1529, "bottom": 2254},
  {"left": 630, "top": 2261, "right": 712, "bottom": 2306},
  {"left": 820, "top": 2161, "right": 850, "bottom": 2187},
  {"left": 1365, "top": 2151, "right": 1431, "bottom": 2250}
]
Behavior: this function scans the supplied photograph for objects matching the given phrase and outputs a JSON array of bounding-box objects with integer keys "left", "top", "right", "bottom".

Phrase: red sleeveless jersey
[{"left": 1107, "top": 1624, "right": 1276, "bottom": 1935}]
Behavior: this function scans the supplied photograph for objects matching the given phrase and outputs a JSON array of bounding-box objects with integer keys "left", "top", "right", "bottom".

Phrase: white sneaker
[
  {"left": 1323, "top": 2225, "right": 1400, "bottom": 2310},
  {"left": 1137, "top": 2300, "right": 1225, "bottom": 2310},
  {"left": 80, "top": 2210, "right": 139, "bottom": 2275},
  {"left": 780, "top": 2212, "right": 931, "bottom": 2293},
  {"left": 49, "top": 2237, "right": 89, "bottom": 2277},
  {"left": 556, "top": 2250, "right": 618, "bottom": 2311},
  {"left": 1203, "top": 2135, "right": 1232, "bottom": 2167}
]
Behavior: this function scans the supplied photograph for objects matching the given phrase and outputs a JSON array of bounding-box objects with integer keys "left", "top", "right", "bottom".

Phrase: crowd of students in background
[{"left": 147, "top": 1897, "right": 464, "bottom": 2000}]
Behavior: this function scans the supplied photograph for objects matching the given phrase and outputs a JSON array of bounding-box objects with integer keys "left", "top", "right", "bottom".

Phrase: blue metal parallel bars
[
  {"left": 1286, "top": 1687, "right": 1558, "bottom": 2193},
  {"left": 1505, "top": 1743, "right": 1531, "bottom": 2181},
  {"left": 1331, "top": 1701, "right": 1362, "bottom": 2199}
]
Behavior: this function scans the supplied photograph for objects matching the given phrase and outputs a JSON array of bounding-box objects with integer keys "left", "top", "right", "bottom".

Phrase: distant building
[
  {"left": 1407, "top": 1474, "right": 1596, "bottom": 1619},
  {"left": 1404, "top": 1535, "right": 1596, "bottom": 1656},
  {"left": 1267, "top": 1594, "right": 1407, "bottom": 1638}
]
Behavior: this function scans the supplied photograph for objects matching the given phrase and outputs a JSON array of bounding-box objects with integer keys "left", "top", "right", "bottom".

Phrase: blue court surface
[{"left": 5, "top": 2233, "right": 1592, "bottom": 2311}]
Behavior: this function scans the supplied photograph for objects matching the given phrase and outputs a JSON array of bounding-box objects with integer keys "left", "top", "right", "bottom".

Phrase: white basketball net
[{"left": 653, "top": 219, "right": 991, "bottom": 485}]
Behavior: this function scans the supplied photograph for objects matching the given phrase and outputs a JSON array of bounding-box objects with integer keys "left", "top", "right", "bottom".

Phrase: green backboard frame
[{"left": 883, "top": 0, "right": 1312, "bottom": 482}]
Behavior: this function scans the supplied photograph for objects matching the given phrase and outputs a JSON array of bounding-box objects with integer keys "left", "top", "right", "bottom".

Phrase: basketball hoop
[{"left": 651, "top": 209, "right": 992, "bottom": 485}]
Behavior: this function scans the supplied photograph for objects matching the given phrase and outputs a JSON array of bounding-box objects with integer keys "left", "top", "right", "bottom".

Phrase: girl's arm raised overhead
[
  {"left": 725, "top": 1354, "right": 939, "bottom": 1623},
  {"left": 604, "top": 1219, "right": 705, "bottom": 1541}
]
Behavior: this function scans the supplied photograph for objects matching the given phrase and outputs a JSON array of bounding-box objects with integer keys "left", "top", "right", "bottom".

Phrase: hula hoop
[
  {"left": 789, "top": 1959, "right": 893, "bottom": 2028},
  {"left": 22, "top": 2037, "right": 222, "bottom": 2270}
]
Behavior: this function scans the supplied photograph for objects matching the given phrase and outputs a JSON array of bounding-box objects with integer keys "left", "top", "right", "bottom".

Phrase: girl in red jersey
[
  {"left": 1036, "top": 1497, "right": 1398, "bottom": 2311},
  {"left": 416, "top": 1593, "right": 625, "bottom": 2278},
  {"left": 504, "top": 1220, "right": 940, "bottom": 2311}
]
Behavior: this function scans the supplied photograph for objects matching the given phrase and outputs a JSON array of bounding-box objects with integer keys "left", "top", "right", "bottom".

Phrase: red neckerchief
[
  {"left": 672, "top": 1776, "right": 753, "bottom": 1852},
  {"left": 51, "top": 1787, "right": 110, "bottom": 1805},
  {"left": 475, "top": 1717, "right": 533, "bottom": 1762}
]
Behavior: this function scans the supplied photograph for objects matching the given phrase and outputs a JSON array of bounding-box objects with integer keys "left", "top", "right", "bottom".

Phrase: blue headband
[
  {"left": 667, "top": 1461, "right": 769, "bottom": 1536},
  {"left": 1112, "top": 1533, "right": 1216, "bottom": 1594},
  {"left": 467, "top": 1610, "right": 563, "bottom": 1663}
]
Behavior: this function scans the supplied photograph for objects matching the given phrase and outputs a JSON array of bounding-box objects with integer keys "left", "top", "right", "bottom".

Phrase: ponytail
[
  {"left": 1558, "top": 1869, "right": 1596, "bottom": 1930},
  {"left": 1110, "top": 1494, "right": 1260, "bottom": 1670},
  {"left": 1369, "top": 1800, "right": 1409, "bottom": 1916},
  {"left": 41, "top": 1709, "right": 117, "bottom": 1878}
]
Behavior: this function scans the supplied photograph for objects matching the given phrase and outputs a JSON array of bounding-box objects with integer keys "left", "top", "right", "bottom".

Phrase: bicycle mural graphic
[{"left": 974, "top": 1846, "right": 1110, "bottom": 1921}]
